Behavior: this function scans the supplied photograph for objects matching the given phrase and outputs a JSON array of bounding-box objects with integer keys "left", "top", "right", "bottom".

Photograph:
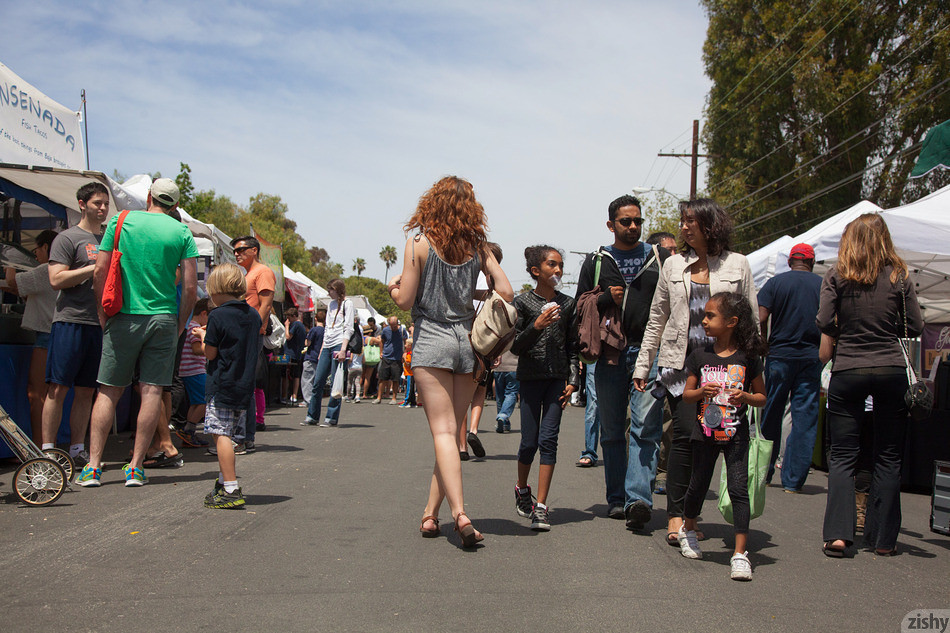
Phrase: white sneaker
[
  {"left": 730, "top": 551, "right": 753, "bottom": 580},
  {"left": 354, "top": 397, "right": 361, "bottom": 403},
  {"left": 678, "top": 525, "right": 702, "bottom": 559}
]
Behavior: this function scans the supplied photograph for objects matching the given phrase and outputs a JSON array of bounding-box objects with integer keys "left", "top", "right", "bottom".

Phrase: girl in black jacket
[{"left": 510, "top": 245, "right": 580, "bottom": 531}]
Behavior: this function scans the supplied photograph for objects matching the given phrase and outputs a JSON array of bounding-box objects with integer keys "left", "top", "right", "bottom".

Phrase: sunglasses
[
  {"left": 614, "top": 217, "right": 644, "bottom": 227},
  {"left": 233, "top": 246, "right": 254, "bottom": 254}
]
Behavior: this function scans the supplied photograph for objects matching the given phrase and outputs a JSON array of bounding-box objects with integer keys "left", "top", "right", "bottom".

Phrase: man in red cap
[{"left": 757, "top": 243, "right": 822, "bottom": 492}]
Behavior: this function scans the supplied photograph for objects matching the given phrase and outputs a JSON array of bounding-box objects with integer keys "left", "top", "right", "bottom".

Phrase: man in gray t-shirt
[
  {"left": 49, "top": 225, "right": 101, "bottom": 326},
  {"left": 40, "top": 181, "right": 110, "bottom": 463}
]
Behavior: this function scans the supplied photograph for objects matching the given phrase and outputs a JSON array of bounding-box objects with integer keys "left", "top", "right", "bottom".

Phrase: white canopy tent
[
  {"left": 747, "top": 234, "right": 795, "bottom": 290},
  {"left": 765, "top": 200, "right": 883, "bottom": 279},
  {"left": 748, "top": 184, "right": 950, "bottom": 322},
  {"left": 347, "top": 294, "right": 387, "bottom": 327}
]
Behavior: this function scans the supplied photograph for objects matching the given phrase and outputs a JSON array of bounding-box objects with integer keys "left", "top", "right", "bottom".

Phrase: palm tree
[
  {"left": 379, "top": 245, "right": 398, "bottom": 281},
  {"left": 352, "top": 258, "right": 366, "bottom": 277}
]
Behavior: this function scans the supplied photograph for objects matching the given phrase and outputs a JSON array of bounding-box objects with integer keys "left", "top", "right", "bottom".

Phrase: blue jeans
[
  {"left": 494, "top": 371, "right": 519, "bottom": 423},
  {"left": 595, "top": 346, "right": 664, "bottom": 509},
  {"left": 762, "top": 357, "right": 821, "bottom": 490},
  {"left": 306, "top": 345, "right": 343, "bottom": 424},
  {"left": 580, "top": 361, "right": 599, "bottom": 461}
]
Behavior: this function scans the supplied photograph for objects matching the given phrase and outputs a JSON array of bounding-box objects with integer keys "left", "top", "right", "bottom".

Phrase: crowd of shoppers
[{"left": 7, "top": 175, "right": 927, "bottom": 571}]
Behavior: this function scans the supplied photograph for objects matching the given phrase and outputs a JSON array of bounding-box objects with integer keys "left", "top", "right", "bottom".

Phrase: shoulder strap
[
  {"left": 593, "top": 249, "right": 604, "bottom": 287},
  {"left": 113, "top": 210, "right": 131, "bottom": 250},
  {"left": 631, "top": 244, "right": 659, "bottom": 284}
]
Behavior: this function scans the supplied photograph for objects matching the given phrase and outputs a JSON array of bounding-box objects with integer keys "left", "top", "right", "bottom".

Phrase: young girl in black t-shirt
[{"left": 679, "top": 292, "right": 767, "bottom": 580}]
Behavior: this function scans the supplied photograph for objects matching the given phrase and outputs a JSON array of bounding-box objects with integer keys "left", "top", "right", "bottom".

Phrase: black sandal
[{"left": 143, "top": 451, "right": 184, "bottom": 469}]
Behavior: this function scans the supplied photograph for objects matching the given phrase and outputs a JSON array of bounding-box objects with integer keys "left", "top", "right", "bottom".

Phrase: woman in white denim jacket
[{"left": 632, "top": 198, "right": 758, "bottom": 545}]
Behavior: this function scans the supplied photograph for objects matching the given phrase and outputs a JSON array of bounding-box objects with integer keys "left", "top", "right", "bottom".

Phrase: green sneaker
[
  {"left": 204, "top": 481, "right": 224, "bottom": 505},
  {"left": 123, "top": 464, "right": 148, "bottom": 487},
  {"left": 76, "top": 464, "right": 102, "bottom": 487},
  {"left": 206, "top": 487, "right": 245, "bottom": 509}
]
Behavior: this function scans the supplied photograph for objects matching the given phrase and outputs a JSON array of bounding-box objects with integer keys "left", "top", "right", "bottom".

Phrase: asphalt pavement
[{"left": 1, "top": 399, "right": 947, "bottom": 633}]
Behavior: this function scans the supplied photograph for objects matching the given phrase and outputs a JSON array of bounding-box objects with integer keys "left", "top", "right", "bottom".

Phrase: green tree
[
  {"left": 379, "top": 245, "right": 398, "bottom": 282},
  {"left": 175, "top": 162, "right": 195, "bottom": 209},
  {"left": 352, "top": 258, "right": 366, "bottom": 277},
  {"left": 313, "top": 261, "right": 345, "bottom": 286},
  {"left": 701, "top": 0, "right": 950, "bottom": 252},
  {"left": 309, "top": 246, "right": 330, "bottom": 264},
  {"left": 344, "top": 276, "right": 411, "bottom": 323},
  {"left": 519, "top": 283, "right": 534, "bottom": 295},
  {"left": 640, "top": 189, "right": 684, "bottom": 239}
]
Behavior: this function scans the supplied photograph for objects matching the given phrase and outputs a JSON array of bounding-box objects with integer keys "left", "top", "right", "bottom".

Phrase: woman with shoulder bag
[
  {"left": 302, "top": 278, "right": 354, "bottom": 427},
  {"left": 389, "top": 176, "right": 513, "bottom": 548},
  {"left": 817, "top": 214, "right": 923, "bottom": 557}
]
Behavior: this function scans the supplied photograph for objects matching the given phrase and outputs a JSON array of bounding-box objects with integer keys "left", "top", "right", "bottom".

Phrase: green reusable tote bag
[{"left": 718, "top": 407, "right": 772, "bottom": 524}]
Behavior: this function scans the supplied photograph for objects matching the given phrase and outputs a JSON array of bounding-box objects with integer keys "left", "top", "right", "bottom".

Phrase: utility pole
[{"left": 657, "top": 120, "right": 715, "bottom": 200}]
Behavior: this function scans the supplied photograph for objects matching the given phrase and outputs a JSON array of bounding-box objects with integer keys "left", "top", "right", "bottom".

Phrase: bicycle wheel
[
  {"left": 14, "top": 458, "right": 66, "bottom": 506},
  {"left": 43, "top": 448, "right": 75, "bottom": 482}
]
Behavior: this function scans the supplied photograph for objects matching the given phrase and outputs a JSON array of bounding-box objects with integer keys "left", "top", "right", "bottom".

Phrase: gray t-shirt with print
[{"left": 48, "top": 226, "right": 101, "bottom": 326}]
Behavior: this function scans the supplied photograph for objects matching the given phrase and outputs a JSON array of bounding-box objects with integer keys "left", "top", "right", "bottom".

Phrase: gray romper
[{"left": 411, "top": 244, "right": 481, "bottom": 373}]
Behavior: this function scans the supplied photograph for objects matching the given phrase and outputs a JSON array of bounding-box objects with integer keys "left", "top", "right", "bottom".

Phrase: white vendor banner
[{"left": 0, "top": 61, "right": 85, "bottom": 170}]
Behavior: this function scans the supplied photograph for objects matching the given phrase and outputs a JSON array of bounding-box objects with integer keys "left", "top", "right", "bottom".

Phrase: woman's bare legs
[
  {"left": 459, "top": 383, "right": 487, "bottom": 452},
  {"left": 416, "top": 367, "right": 479, "bottom": 534}
]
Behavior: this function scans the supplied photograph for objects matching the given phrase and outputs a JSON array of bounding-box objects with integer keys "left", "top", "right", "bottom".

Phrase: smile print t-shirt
[{"left": 684, "top": 345, "right": 762, "bottom": 444}]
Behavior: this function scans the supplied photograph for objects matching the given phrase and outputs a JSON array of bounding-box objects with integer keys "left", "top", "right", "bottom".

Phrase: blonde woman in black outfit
[{"left": 816, "top": 214, "right": 922, "bottom": 557}]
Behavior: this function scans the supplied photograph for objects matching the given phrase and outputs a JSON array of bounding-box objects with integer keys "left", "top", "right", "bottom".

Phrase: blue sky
[{"left": 4, "top": 0, "right": 710, "bottom": 287}]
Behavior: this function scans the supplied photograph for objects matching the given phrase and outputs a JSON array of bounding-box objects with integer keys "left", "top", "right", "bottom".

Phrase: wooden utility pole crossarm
[{"left": 657, "top": 120, "right": 718, "bottom": 200}]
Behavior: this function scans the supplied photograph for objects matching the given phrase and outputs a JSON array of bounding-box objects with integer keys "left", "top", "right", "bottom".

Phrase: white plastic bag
[{"left": 330, "top": 361, "right": 346, "bottom": 400}]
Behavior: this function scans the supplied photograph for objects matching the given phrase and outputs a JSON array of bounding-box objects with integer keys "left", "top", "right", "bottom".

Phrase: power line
[
  {"left": 726, "top": 79, "right": 950, "bottom": 214},
  {"left": 735, "top": 201, "right": 859, "bottom": 251},
  {"left": 733, "top": 140, "right": 923, "bottom": 231},
  {"left": 710, "top": 21, "right": 950, "bottom": 194}
]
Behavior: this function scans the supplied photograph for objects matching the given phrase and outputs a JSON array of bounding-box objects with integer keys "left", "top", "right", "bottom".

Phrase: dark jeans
[
  {"left": 762, "top": 357, "right": 821, "bottom": 490},
  {"left": 823, "top": 367, "right": 907, "bottom": 549},
  {"left": 518, "top": 379, "right": 564, "bottom": 466},
  {"left": 685, "top": 439, "right": 751, "bottom": 534},
  {"left": 665, "top": 393, "right": 698, "bottom": 518}
]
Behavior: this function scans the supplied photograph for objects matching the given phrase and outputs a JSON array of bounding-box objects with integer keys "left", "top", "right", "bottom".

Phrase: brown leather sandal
[
  {"left": 420, "top": 515, "right": 440, "bottom": 538},
  {"left": 454, "top": 511, "right": 484, "bottom": 548}
]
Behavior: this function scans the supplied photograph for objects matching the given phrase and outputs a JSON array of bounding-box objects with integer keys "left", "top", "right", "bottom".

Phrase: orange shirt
[
  {"left": 403, "top": 350, "right": 413, "bottom": 377},
  {"left": 245, "top": 261, "right": 276, "bottom": 310}
]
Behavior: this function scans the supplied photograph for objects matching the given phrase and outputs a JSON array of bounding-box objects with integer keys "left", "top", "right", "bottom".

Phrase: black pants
[
  {"left": 518, "top": 379, "right": 564, "bottom": 466},
  {"left": 665, "top": 393, "right": 698, "bottom": 517},
  {"left": 684, "top": 438, "right": 751, "bottom": 533},
  {"left": 823, "top": 367, "right": 907, "bottom": 549}
]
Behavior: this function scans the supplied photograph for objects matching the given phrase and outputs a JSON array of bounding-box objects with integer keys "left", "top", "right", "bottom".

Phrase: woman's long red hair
[{"left": 404, "top": 176, "right": 488, "bottom": 265}]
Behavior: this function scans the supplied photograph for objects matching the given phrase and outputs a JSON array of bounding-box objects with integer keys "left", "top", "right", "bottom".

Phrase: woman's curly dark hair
[
  {"left": 679, "top": 198, "right": 733, "bottom": 256},
  {"left": 709, "top": 292, "right": 767, "bottom": 357}
]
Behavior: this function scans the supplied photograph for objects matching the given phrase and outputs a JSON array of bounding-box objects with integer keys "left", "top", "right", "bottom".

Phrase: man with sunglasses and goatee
[{"left": 575, "top": 194, "right": 671, "bottom": 531}]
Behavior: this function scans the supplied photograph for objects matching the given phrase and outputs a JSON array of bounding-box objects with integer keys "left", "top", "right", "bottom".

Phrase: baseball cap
[
  {"left": 789, "top": 243, "right": 815, "bottom": 259},
  {"left": 150, "top": 178, "right": 180, "bottom": 207}
]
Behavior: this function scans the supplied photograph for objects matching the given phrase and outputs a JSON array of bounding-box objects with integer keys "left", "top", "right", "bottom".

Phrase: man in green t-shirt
[{"left": 77, "top": 178, "right": 199, "bottom": 488}]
